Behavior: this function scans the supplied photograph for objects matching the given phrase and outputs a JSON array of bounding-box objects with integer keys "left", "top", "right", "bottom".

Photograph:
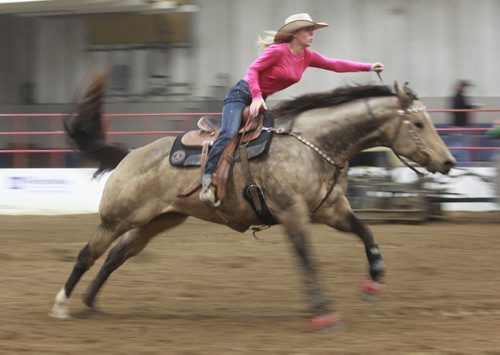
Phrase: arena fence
[{"left": 1, "top": 109, "right": 500, "bottom": 168}]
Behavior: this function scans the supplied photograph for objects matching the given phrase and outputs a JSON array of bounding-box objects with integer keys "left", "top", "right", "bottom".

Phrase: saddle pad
[{"left": 170, "top": 113, "right": 274, "bottom": 167}]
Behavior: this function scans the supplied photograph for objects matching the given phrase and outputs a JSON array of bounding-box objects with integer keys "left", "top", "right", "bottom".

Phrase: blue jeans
[{"left": 204, "top": 80, "right": 252, "bottom": 175}]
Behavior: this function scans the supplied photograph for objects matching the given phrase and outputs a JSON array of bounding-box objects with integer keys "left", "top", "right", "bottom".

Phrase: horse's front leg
[
  {"left": 288, "top": 229, "right": 330, "bottom": 313},
  {"left": 320, "top": 196, "right": 385, "bottom": 295},
  {"left": 275, "top": 204, "right": 341, "bottom": 330}
]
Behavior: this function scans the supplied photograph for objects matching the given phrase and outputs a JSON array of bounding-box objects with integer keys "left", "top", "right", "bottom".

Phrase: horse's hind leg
[
  {"left": 83, "top": 213, "right": 187, "bottom": 310},
  {"left": 51, "top": 223, "right": 127, "bottom": 319}
]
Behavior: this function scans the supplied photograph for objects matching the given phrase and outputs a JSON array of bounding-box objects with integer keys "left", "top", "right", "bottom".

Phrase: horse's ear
[
  {"left": 394, "top": 81, "right": 412, "bottom": 109},
  {"left": 403, "top": 82, "right": 418, "bottom": 101}
]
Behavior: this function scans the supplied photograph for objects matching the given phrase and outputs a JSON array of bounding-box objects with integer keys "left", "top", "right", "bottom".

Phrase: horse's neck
[{"left": 288, "top": 97, "right": 398, "bottom": 162}]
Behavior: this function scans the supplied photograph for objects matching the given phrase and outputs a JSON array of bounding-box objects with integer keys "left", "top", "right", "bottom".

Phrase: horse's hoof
[
  {"left": 310, "top": 312, "right": 342, "bottom": 331},
  {"left": 50, "top": 288, "right": 71, "bottom": 319},
  {"left": 81, "top": 296, "right": 106, "bottom": 315},
  {"left": 82, "top": 293, "right": 94, "bottom": 309},
  {"left": 50, "top": 306, "right": 71, "bottom": 319},
  {"left": 84, "top": 303, "right": 106, "bottom": 314},
  {"left": 359, "top": 278, "right": 384, "bottom": 301}
]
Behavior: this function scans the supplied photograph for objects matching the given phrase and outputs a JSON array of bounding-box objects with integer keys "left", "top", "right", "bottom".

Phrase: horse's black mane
[{"left": 270, "top": 84, "right": 399, "bottom": 119}]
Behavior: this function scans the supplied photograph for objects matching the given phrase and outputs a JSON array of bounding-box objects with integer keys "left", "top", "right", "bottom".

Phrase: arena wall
[
  {"left": 1, "top": 0, "right": 500, "bottom": 112},
  {"left": 0, "top": 168, "right": 497, "bottom": 215}
]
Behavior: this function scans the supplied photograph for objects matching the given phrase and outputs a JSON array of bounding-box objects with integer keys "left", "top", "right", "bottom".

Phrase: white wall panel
[
  {"left": 192, "top": 0, "right": 500, "bottom": 100},
  {"left": 34, "top": 17, "right": 87, "bottom": 103},
  {"left": 1, "top": 0, "right": 500, "bottom": 105},
  {"left": 0, "top": 16, "right": 35, "bottom": 104}
]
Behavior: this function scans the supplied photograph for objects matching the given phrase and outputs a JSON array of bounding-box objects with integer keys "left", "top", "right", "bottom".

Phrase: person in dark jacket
[{"left": 451, "top": 80, "right": 473, "bottom": 127}]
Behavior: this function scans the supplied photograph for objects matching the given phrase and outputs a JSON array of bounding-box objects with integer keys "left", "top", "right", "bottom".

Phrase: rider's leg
[
  {"left": 199, "top": 100, "right": 245, "bottom": 205},
  {"left": 200, "top": 81, "right": 251, "bottom": 205},
  {"left": 203, "top": 100, "right": 245, "bottom": 175}
]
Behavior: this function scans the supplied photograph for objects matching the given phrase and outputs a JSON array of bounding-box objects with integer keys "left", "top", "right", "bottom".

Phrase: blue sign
[{"left": 5, "top": 176, "right": 70, "bottom": 193}]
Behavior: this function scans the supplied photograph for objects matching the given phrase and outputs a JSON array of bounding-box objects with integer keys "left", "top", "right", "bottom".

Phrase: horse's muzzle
[
  {"left": 426, "top": 157, "right": 456, "bottom": 175},
  {"left": 441, "top": 159, "right": 456, "bottom": 175}
]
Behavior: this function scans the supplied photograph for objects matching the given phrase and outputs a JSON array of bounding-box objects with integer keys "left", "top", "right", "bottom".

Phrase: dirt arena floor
[{"left": 1, "top": 214, "right": 500, "bottom": 354}]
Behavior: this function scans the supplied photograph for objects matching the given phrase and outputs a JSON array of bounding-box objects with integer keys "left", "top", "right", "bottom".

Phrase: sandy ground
[{"left": 1, "top": 214, "right": 500, "bottom": 354}]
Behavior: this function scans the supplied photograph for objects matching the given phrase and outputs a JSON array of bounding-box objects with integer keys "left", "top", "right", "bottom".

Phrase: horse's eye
[{"left": 414, "top": 122, "right": 424, "bottom": 129}]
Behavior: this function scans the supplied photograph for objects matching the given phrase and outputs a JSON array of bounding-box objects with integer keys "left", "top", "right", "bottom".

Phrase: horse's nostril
[
  {"left": 444, "top": 160, "right": 456, "bottom": 169},
  {"left": 443, "top": 160, "right": 456, "bottom": 174}
]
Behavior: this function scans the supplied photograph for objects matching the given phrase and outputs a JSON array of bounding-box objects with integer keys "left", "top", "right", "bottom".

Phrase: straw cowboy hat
[{"left": 274, "top": 13, "right": 328, "bottom": 42}]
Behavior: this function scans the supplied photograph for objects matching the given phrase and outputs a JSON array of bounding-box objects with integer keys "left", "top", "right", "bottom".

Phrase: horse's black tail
[{"left": 64, "top": 72, "right": 129, "bottom": 177}]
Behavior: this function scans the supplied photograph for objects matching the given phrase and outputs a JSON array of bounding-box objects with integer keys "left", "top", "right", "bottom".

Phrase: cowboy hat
[{"left": 274, "top": 13, "right": 328, "bottom": 41}]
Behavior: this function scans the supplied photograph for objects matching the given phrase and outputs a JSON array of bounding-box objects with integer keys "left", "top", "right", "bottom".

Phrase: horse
[{"left": 50, "top": 74, "right": 456, "bottom": 330}]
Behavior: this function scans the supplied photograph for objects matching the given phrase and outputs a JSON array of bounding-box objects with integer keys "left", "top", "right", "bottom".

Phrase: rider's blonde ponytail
[
  {"left": 256, "top": 31, "right": 277, "bottom": 53},
  {"left": 256, "top": 30, "right": 294, "bottom": 53}
]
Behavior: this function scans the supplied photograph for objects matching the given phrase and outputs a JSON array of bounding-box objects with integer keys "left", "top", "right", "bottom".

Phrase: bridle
[
  {"left": 393, "top": 104, "right": 431, "bottom": 177},
  {"left": 364, "top": 96, "right": 430, "bottom": 177},
  {"left": 374, "top": 73, "right": 429, "bottom": 177}
]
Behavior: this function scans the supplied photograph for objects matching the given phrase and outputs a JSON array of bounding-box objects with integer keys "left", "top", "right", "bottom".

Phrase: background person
[
  {"left": 451, "top": 80, "right": 473, "bottom": 127},
  {"left": 449, "top": 80, "right": 475, "bottom": 164}
]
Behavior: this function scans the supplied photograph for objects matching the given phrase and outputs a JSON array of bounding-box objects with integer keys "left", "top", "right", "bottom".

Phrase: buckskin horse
[{"left": 50, "top": 73, "right": 456, "bottom": 330}]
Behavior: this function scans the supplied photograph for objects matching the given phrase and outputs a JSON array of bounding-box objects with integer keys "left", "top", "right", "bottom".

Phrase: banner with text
[{"left": 0, "top": 168, "right": 498, "bottom": 214}]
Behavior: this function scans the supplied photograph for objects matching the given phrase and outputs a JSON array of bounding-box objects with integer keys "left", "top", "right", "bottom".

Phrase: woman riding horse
[
  {"left": 199, "top": 13, "right": 384, "bottom": 206},
  {"left": 52, "top": 72, "right": 456, "bottom": 330}
]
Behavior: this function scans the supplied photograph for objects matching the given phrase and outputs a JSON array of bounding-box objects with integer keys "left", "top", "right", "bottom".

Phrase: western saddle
[{"left": 178, "top": 106, "right": 266, "bottom": 201}]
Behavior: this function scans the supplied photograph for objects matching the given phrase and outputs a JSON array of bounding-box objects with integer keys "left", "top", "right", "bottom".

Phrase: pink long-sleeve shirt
[{"left": 243, "top": 42, "right": 373, "bottom": 100}]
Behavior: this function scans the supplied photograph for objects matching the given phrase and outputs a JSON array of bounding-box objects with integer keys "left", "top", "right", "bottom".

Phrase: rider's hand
[
  {"left": 249, "top": 97, "right": 268, "bottom": 118},
  {"left": 371, "top": 62, "right": 384, "bottom": 73}
]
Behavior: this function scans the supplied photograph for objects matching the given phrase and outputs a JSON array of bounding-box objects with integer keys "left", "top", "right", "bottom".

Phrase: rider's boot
[{"left": 199, "top": 173, "right": 220, "bottom": 207}]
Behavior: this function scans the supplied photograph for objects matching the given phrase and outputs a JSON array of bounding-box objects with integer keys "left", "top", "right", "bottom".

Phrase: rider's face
[{"left": 294, "top": 27, "right": 315, "bottom": 47}]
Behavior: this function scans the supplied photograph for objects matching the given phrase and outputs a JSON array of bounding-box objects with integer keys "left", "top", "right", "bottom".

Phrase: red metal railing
[
  {"left": 0, "top": 112, "right": 220, "bottom": 167},
  {"left": 1, "top": 109, "right": 500, "bottom": 168}
]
